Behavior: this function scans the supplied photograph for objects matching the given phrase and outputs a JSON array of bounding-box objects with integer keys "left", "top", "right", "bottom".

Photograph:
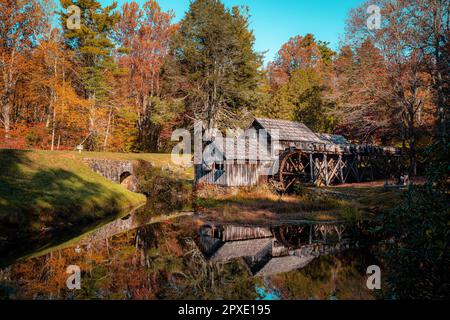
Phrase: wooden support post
[
  {"left": 309, "top": 153, "right": 314, "bottom": 183},
  {"left": 309, "top": 224, "right": 313, "bottom": 244},
  {"left": 339, "top": 155, "right": 344, "bottom": 183},
  {"left": 314, "top": 158, "right": 321, "bottom": 186},
  {"left": 324, "top": 154, "right": 329, "bottom": 186},
  {"left": 327, "top": 157, "right": 341, "bottom": 185},
  {"left": 354, "top": 155, "right": 360, "bottom": 182},
  {"left": 343, "top": 156, "right": 350, "bottom": 183},
  {"left": 359, "top": 156, "right": 364, "bottom": 182},
  {"left": 370, "top": 156, "right": 375, "bottom": 181}
]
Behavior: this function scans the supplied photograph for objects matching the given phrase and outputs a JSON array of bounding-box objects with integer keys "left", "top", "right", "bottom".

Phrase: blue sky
[{"left": 100, "top": 0, "right": 366, "bottom": 64}]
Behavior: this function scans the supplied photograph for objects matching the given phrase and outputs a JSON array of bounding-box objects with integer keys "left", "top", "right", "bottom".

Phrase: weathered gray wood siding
[
  {"left": 195, "top": 161, "right": 272, "bottom": 186},
  {"left": 220, "top": 225, "right": 273, "bottom": 241}
]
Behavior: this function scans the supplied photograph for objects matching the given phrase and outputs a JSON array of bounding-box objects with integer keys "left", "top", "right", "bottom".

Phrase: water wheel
[{"left": 275, "top": 150, "right": 311, "bottom": 191}]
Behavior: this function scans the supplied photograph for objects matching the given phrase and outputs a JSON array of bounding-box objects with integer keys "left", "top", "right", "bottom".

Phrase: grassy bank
[
  {"left": 28, "top": 149, "right": 194, "bottom": 179},
  {"left": 0, "top": 149, "right": 192, "bottom": 265},
  {"left": 195, "top": 183, "right": 402, "bottom": 225}
]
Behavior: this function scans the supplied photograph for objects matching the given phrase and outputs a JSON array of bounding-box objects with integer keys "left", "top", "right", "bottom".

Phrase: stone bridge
[{"left": 83, "top": 158, "right": 141, "bottom": 192}]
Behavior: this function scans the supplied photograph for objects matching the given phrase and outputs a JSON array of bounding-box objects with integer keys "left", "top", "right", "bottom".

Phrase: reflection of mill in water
[{"left": 198, "top": 222, "right": 352, "bottom": 277}]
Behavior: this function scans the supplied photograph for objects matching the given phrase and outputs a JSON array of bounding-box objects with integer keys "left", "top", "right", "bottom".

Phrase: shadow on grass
[{"left": 0, "top": 149, "right": 137, "bottom": 267}]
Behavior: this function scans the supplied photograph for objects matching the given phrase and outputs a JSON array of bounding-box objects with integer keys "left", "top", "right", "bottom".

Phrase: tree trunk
[
  {"left": 103, "top": 105, "right": 113, "bottom": 150},
  {"left": 88, "top": 93, "right": 97, "bottom": 150},
  {"left": 408, "top": 120, "right": 417, "bottom": 177},
  {"left": 432, "top": 2, "right": 448, "bottom": 145},
  {"left": 51, "top": 101, "right": 56, "bottom": 151},
  {"left": 2, "top": 50, "right": 15, "bottom": 140},
  {"left": 3, "top": 101, "right": 11, "bottom": 139},
  {"left": 51, "top": 58, "right": 58, "bottom": 151},
  {"left": 434, "top": 46, "right": 448, "bottom": 145}
]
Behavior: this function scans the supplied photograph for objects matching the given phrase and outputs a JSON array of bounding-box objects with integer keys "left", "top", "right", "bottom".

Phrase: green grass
[{"left": 0, "top": 149, "right": 193, "bottom": 266}]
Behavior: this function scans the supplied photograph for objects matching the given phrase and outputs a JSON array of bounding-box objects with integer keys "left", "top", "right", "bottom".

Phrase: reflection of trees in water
[
  {"left": 148, "top": 236, "right": 260, "bottom": 300},
  {"left": 1, "top": 220, "right": 374, "bottom": 300},
  {"left": 172, "top": 239, "right": 230, "bottom": 296},
  {"left": 135, "top": 224, "right": 159, "bottom": 264},
  {"left": 270, "top": 251, "right": 376, "bottom": 300},
  {"left": 2, "top": 234, "right": 255, "bottom": 300},
  {"left": 1, "top": 243, "right": 107, "bottom": 299}
]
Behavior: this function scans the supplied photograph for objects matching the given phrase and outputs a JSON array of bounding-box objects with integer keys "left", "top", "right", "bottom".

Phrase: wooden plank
[{"left": 339, "top": 155, "right": 344, "bottom": 183}]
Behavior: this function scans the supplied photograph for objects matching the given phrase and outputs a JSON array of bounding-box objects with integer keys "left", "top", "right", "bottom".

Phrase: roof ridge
[
  {"left": 256, "top": 117, "right": 301, "bottom": 123},
  {"left": 253, "top": 118, "right": 324, "bottom": 143}
]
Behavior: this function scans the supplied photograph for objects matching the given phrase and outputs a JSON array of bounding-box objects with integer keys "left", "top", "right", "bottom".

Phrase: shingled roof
[
  {"left": 316, "top": 133, "right": 350, "bottom": 145},
  {"left": 209, "top": 238, "right": 274, "bottom": 263},
  {"left": 209, "top": 137, "right": 273, "bottom": 161},
  {"left": 253, "top": 118, "right": 323, "bottom": 143},
  {"left": 255, "top": 255, "right": 315, "bottom": 277}
]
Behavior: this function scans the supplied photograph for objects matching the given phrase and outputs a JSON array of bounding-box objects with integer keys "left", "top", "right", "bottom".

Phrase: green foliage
[
  {"left": 169, "top": 0, "right": 264, "bottom": 129},
  {"left": 317, "top": 40, "right": 335, "bottom": 66},
  {"left": 60, "top": 0, "right": 119, "bottom": 100},
  {"left": 59, "top": 0, "right": 121, "bottom": 150},
  {"left": 269, "top": 68, "right": 335, "bottom": 132},
  {"left": 292, "top": 85, "right": 336, "bottom": 133},
  {"left": 135, "top": 161, "right": 193, "bottom": 213},
  {"left": 149, "top": 97, "right": 185, "bottom": 125},
  {"left": 193, "top": 196, "right": 223, "bottom": 209}
]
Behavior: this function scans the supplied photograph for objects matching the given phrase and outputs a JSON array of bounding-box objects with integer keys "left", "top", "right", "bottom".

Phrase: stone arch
[
  {"left": 83, "top": 159, "right": 141, "bottom": 192},
  {"left": 120, "top": 171, "right": 134, "bottom": 190},
  {"left": 120, "top": 171, "right": 132, "bottom": 183}
]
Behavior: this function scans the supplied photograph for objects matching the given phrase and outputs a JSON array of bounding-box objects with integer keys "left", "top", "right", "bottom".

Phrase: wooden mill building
[
  {"left": 194, "top": 118, "right": 399, "bottom": 190},
  {"left": 194, "top": 136, "right": 274, "bottom": 186}
]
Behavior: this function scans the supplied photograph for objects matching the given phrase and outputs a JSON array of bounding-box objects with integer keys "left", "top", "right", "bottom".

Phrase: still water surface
[{"left": 0, "top": 209, "right": 377, "bottom": 300}]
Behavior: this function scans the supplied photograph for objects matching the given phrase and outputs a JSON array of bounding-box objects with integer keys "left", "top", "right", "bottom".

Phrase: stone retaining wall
[{"left": 83, "top": 158, "right": 141, "bottom": 192}]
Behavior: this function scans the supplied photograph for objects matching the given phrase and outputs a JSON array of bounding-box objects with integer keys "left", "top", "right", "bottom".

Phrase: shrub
[
  {"left": 24, "top": 125, "right": 49, "bottom": 148},
  {"left": 378, "top": 186, "right": 449, "bottom": 299},
  {"left": 135, "top": 162, "right": 192, "bottom": 214}
]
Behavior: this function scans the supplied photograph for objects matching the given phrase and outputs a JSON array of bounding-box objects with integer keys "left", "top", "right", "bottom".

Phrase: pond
[{"left": 0, "top": 209, "right": 378, "bottom": 300}]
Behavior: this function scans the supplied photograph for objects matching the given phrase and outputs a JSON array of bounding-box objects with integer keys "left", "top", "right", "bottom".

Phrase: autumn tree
[
  {"left": 115, "top": 0, "right": 177, "bottom": 151},
  {"left": 330, "top": 40, "right": 400, "bottom": 143},
  {"left": 28, "top": 33, "right": 90, "bottom": 149},
  {"left": 0, "top": 0, "right": 45, "bottom": 140},
  {"left": 60, "top": 0, "right": 119, "bottom": 150},
  {"left": 393, "top": 0, "right": 449, "bottom": 146},
  {"left": 268, "top": 34, "right": 333, "bottom": 92},
  {"left": 28, "top": 0, "right": 91, "bottom": 150},
  {"left": 343, "top": 0, "right": 438, "bottom": 175},
  {"left": 342, "top": 1, "right": 449, "bottom": 300}
]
